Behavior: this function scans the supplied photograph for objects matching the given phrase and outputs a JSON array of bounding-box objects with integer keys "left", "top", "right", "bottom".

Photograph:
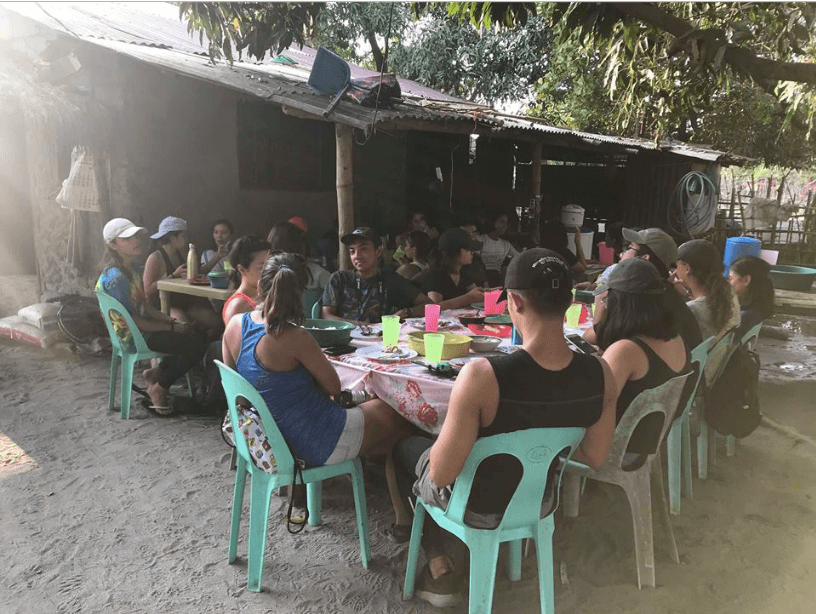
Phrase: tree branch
[{"left": 611, "top": 2, "right": 816, "bottom": 84}]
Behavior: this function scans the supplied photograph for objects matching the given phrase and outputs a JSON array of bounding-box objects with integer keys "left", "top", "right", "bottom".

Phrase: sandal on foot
[{"left": 141, "top": 398, "right": 174, "bottom": 418}]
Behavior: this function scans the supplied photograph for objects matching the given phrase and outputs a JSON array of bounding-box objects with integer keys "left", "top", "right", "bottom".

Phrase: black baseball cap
[
  {"left": 341, "top": 227, "right": 382, "bottom": 248},
  {"left": 498, "top": 248, "right": 572, "bottom": 302},
  {"left": 604, "top": 257, "right": 665, "bottom": 295},
  {"left": 438, "top": 227, "right": 483, "bottom": 252}
]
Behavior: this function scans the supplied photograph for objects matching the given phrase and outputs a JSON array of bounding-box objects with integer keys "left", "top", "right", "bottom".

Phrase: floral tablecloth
[{"left": 328, "top": 308, "right": 593, "bottom": 436}]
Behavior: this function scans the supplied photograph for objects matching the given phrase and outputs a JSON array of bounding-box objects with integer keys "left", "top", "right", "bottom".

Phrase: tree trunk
[{"left": 367, "top": 32, "right": 384, "bottom": 72}]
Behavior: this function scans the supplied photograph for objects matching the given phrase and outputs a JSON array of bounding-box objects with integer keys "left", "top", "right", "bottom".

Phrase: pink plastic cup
[
  {"left": 424, "top": 304, "right": 441, "bottom": 332},
  {"left": 484, "top": 290, "right": 505, "bottom": 315},
  {"left": 598, "top": 241, "right": 615, "bottom": 265}
]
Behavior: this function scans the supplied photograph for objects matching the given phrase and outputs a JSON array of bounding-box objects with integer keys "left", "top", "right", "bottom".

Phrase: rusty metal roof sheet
[{"left": 1, "top": 1, "right": 741, "bottom": 163}]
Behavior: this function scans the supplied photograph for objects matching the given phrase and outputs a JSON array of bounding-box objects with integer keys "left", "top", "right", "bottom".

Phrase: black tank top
[
  {"left": 467, "top": 349, "right": 605, "bottom": 515},
  {"left": 616, "top": 337, "right": 690, "bottom": 454}
]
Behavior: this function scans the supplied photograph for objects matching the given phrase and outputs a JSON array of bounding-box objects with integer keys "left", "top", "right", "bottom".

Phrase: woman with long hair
[
  {"left": 97, "top": 218, "right": 207, "bottom": 415},
  {"left": 143, "top": 216, "right": 223, "bottom": 338},
  {"left": 422, "top": 228, "right": 485, "bottom": 308},
  {"left": 221, "top": 251, "right": 410, "bottom": 468},
  {"left": 595, "top": 257, "right": 689, "bottom": 453},
  {"left": 673, "top": 239, "right": 741, "bottom": 341},
  {"left": 729, "top": 256, "right": 774, "bottom": 336},
  {"left": 221, "top": 236, "right": 270, "bottom": 325},
  {"left": 395, "top": 230, "right": 432, "bottom": 282},
  {"left": 478, "top": 211, "right": 519, "bottom": 286},
  {"left": 200, "top": 218, "right": 234, "bottom": 276},
  {"left": 267, "top": 221, "right": 331, "bottom": 291}
]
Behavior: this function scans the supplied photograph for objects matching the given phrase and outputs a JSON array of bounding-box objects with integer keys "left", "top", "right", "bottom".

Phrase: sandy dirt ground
[{"left": 1, "top": 328, "right": 815, "bottom": 614}]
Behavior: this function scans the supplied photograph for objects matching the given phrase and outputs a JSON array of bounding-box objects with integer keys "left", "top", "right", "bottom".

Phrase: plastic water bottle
[
  {"left": 511, "top": 326, "right": 523, "bottom": 345},
  {"left": 338, "top": 389, "right": 368, "bottom": 408},
  {"left": 186, "top": 243, "right": 198, "bottom": 281}
]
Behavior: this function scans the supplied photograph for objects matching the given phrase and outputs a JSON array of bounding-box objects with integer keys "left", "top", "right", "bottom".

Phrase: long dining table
[{"left": 329, "top": 307, "right": 594, "bottom": 435}]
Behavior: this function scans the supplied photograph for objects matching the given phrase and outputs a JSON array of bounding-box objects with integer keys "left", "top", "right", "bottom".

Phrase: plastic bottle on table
[{"left": 187, "top": 243, "right": 198, "bottom": 281}]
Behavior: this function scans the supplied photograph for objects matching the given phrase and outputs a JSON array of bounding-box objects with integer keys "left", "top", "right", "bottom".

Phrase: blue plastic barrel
[{"left": 723, "top": 237, "right": 762, "bottom": 276}]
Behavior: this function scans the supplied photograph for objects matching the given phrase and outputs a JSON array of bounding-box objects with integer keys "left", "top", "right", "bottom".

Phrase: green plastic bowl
[
  {"left": 207, "top": 270, "right": 229, "bottom": 289},
  {"left": 769, "top": 265, "right": 816, "bottom": 292},
  {"left": 303, "top": 319, "right": 354, "bottom": 347}
]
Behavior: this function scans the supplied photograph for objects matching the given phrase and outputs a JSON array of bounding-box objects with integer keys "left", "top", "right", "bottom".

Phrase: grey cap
[
  {"left": 622, "top": 228, "right": 678, "bottom": 270},
  {"left": 151, "top": 216, "right": 187, "bottom": 240},
  {"left": 604, "top": 257, "right": 665, "bottom": 295}
]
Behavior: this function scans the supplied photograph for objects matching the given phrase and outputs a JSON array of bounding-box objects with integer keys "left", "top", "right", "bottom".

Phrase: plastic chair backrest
[
  {"left": 603, "top": 373, "right": 692, "bottom": 471},
  {"left": 441, "top": 427, "right": 585, "bottom": 532},
  {"left": 215, "top": 360, "right": 298, "bottom": 477},
  {"left": 302, "top": 288, "right": 322, "bottom": 319},
  {"left": 686, "top": 336, "right": 714, "bottom": 403},
  {"left": 95, "top": 290, "right": 152, "bottom": 354},
  {"left": 740, "top": 322, "right": 762, "bottom": 349},
  {"left": 706, "top": 330, "right": 736, "bottom": 384}
]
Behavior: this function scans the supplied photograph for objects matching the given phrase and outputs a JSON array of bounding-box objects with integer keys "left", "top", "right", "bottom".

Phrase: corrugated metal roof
[{"left": 1, "top": 1, "right": 742, "bottom": 163}]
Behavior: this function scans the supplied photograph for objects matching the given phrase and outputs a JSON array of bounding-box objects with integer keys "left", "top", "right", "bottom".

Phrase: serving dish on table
[
  {"left": 405, "top": 317, "right": 458, "bottom": 331},
  {"left": 484, "top": 314, "right": 512, "bottom": 325},
  {"left": 355, "top": 344, "right": 418, "bottom": 362},
  {"left": 350, "top": 323, "right": 382, "bottom": 339},
  {"left": 303, "top": 319, "right": 355, "bottom": 347},
  {"left": 408, "top": 331, "right": 472, "bottom": 359},
  {"left": 469, "top": 335, "right": 502, "bottom": 352}
]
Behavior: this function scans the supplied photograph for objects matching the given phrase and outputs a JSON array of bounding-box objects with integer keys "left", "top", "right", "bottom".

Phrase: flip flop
[{"left": 141, "top": 398, "right": 175, "bottom": 418}]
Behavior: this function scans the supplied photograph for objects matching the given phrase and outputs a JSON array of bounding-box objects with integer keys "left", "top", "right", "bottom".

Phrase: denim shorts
[{"left": 324, "top": 406, "right": 365, "bottom": 465}]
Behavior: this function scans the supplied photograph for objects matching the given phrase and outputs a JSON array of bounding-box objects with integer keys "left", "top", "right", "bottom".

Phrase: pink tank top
[{"left": 222, "top": 292, "right": 256, "bottom": 323}]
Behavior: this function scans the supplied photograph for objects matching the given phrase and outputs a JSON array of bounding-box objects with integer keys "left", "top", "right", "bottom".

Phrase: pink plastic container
[
  {"left": 484, "top": 290, "right": 506, "bottom": 315},
  {"left": 598, "top": 242, "right": 615, "bottom": 265},
  {"left": 424, "top": 304, "right": 441, "bottom": 332}
]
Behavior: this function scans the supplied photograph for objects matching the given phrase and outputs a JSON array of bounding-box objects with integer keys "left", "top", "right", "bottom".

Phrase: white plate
[
  {"left": 355, "top": 344, "right": 418, "bottom": 362},
  {"left": 350, "top": 324, "right": 382, "bottom": 339},
  {"left": 405, "top": 318, "right": 457, "bottom": 331}
]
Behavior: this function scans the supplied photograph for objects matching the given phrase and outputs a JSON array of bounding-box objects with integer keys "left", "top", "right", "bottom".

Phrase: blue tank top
[{"left": 235, "top": 313, "right": 347, "bottom": 467}]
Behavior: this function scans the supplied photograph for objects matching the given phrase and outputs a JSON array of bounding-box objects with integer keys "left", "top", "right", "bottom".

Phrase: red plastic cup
[
  {"left": 424, "top": 304, "right": 441, "bottom": 332},
  {"left": 484, "top": 290, "right": 505, "bottom": 315}
]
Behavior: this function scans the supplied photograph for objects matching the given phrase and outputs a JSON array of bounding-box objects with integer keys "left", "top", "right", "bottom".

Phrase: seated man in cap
[
  {"left": 395, "top": 248, "right": 618, "bottom": 607},
  {"left": 321, "top": 227, "right": 434, "bottom": 325},
  {"left": 585, "top": 227, "right": 702, "bottom": 354}
]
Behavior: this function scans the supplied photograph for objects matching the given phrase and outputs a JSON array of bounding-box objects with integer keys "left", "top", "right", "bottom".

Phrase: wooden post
[
  {"left": 335, "top": 124, "right": 354, "bottom": 271},
  {"left": 531, "top": 142, "right": 542, "bottom": 243}
]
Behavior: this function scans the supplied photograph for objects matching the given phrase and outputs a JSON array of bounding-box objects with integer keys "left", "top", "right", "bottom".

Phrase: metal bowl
[{"left": 469, "top": 335, "right": 502, "bottom": 352}]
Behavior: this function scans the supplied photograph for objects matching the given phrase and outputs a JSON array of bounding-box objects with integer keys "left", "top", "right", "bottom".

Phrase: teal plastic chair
[
  {"left": 214, "top": 360, "right": 370, "bottom": 593},
  {"left": 403, "top": 427, "right": 586, "bottom": 614},
  {"left": 666, "top": 336, "right": 713, "bottom": 514},
  {"left": 725, "top": 323, "right": 762, "bottom": 457},
  {"left": 696, "top": 331, "right": 736, "bottom": 479},
  {"left": 302, "top": 288, "right": 322, "bottom": 319},
  {"left": 564, "top": 373, "right": 691, "bottom": 588},
  {"left": 95, "top": 290, "right": 193, "bottom": 419}
]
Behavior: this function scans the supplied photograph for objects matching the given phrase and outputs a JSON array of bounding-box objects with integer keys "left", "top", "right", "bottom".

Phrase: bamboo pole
[
  {"left": 335, "top": 124, "right": 354, "bottom": 271},
  {"left": 531, "top": 142, "right": 542, "bottom": 243}
]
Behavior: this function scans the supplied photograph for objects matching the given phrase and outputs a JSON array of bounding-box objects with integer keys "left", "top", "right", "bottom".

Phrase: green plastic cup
[
  {"left": 565, "top": 303, "right": 582, "bottom": 328},
  {"left": 381, "top": 315, "right": 401, "bottom": 347},
  {"left": 424, "top": 333, "right": 445, "bottom": 366}
]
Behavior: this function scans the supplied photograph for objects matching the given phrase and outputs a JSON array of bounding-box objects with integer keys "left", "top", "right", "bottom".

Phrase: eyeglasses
[{"left": 626, "top": 244, "right": 640, "bottom": 253}]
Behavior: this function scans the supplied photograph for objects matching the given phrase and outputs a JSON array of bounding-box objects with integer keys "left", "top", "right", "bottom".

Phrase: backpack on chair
[{"left": 704, "top": 345, "right": 762, "bottom": 438}]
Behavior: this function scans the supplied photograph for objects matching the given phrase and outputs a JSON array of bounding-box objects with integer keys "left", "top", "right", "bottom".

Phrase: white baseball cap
[{"left": 103, "top": 218, "right": 146, "bottom": 243}]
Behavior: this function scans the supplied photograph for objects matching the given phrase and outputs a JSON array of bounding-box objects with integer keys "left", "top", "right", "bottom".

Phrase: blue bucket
[{"left": 723, "top": 237, "right": 761, "bottom": 276}]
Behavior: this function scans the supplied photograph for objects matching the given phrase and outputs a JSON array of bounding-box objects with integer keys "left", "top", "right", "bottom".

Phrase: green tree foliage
[
  {"left": 389, "top": 12, "right": 552, "bottom": 105},
  {"left": 312, "top": 3, "right": 412, "bottom": 72}
]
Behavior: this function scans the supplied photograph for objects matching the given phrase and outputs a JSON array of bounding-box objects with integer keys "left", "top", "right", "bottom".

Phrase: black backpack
[{"left": 705, "top": 344, "right": 762, "bottom": 438}]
